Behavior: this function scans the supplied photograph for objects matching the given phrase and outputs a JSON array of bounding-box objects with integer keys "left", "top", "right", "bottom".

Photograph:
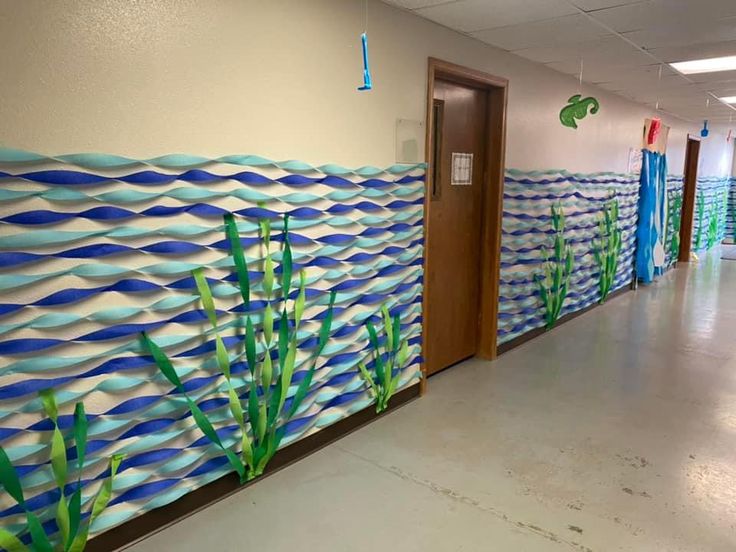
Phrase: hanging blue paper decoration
[
  {"left": 701, "top": 120, "right": 709, "bottom": 137},
  {"left": 358, "top": 32, "right": 372, "bottom": 91}
]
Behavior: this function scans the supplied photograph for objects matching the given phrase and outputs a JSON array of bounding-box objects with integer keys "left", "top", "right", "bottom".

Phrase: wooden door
[
  {"left": 679, "top": 137, "right": 700, "bottom": 262},
  {"left": 425, "top": 78, "right": 488, "bottom": 376}
]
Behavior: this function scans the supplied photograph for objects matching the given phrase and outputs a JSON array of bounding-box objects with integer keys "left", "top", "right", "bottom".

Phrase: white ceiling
[{"left": 383, "top": 0, "right": 736, "bottom": 122}]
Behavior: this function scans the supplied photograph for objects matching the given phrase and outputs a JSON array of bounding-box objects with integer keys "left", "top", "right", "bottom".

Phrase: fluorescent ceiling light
[
  {"left": 670, "top": 56, "right": 736, "bottom": 74},
  {"left": 719, "top": 96, "right": 736, "bottom": 104}
]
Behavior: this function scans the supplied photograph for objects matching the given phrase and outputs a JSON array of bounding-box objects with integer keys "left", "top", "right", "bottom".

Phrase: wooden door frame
[
  {"left": 421, "top": 57, "right": 508, "bottom": 390},
  {"left": 678, "top": 135, "right": 701, "bottom": 262}
]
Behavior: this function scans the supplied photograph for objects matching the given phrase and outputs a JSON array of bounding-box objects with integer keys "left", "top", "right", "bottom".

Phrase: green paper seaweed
[
  {"left": 707, "top": 195, "right": 720, "bottom": 249},
  {"left": 356, "top": 304, "right": 410, "bottom": 413},
  {"left": 536, "top": 204, "right": 574, "bottom": 330},
  {"left": 695, "top": 190, "right": 705, "bottom": 250},
  {"left": 0, "top": 390, "right": 124, "bottom": 552},
  {"left": 667, "top": 193, "right": 683, "bottom": 263},
  {"left": 559, "top": 95, "right": 600, "bottom": 129},
  {"left": 593, "top": 199, "right": 622, "bottom": 303},
  {"left": 143, "top": 213, "right": 336, "bottom": 483}
]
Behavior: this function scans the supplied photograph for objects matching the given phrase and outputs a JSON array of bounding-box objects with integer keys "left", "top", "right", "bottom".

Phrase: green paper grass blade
[
  {"left": 39, "top": 389, "right": 58, "bottom": 422},
  {"left": 73, "top": 403, "right": 87, "bottom": 471},
  {"left": 278, "top": 309, "right": 289, "bottom": 372},
  {"left": 317, "top": 291, "right": 337, "bottom": 354},
  {"left": 264, "top": 304, "right": 274, "bottom": 345},
  {"left": 392, "top": 313, "right": 401, "bottom": 352},
  {"left": 356, "top": 361, "right": 378, "bottom": 398},
  {"left": 0, "top": 529, "right": 28, "bottom": 552},
  {"left": 245, "top": 317, "right": 256, "bottom": 374},
  {"left": 287, "top": 367, "right": 313, "bottom": 419},
  {"left": 247, "top": 378, "right": 260, "bottom": 446},
  {"left": 185, "top": 396, "right": 245, "bottom": 481},
  {"left": 398, "top": 339, "right": 409, "bottom": 368},
  {"left": 26, "top": 511, "right": 53, "bottom": 552},
  {"left": 142, "top": 333, "right": 183, "bottom": 390},
  {"left": 143, "top": 333, "right": 244, "bottom": 480},
  {"left": 193, "top": 268, "right": 217, "bottom": 328},
  {"left": 257, "top": 402, "right": 267, "bottom": 443},
  {"left": 381, "top": 305, "right": 393, "bottom": 356},
  {"left": 56, "top": 494, "right": 70, "bottom": 550},
  {"left": 281, "top": 215, "right": 293, "bottom": 301},
  {"left": 224, "top": 213, "right": 250, "bottom": 309},
  {"left": 241, "top": 433, "right": 254, "bottom": 472},
  {"left": 267, "top": 379, "right": 283, "bottom": 427},
  {"left": 261, "top": 219, "right": 274, "bottom": 297},
  {"left": 262, "top": 350, "right": 273, "bottom": 393},
  {"left": 294, "top": 271, "right": 306, "bottom": 326},
  {"left": 227, "top": 386, "right": 245, "bottom": 428},
  {"left": 68, "top": 454, "right": 124, "bottom": 552},
  {"left": 214, "top": 335, "right": 232, "bottom": 380},
  {"left": 0, "top": 446, "right": 25, "bottom": 506},
  {"left": 275, "top": 337, "right": 298, "bottom": 417},
  {"left": 67, "top": 488, "right": 82, "bottom": 550}
]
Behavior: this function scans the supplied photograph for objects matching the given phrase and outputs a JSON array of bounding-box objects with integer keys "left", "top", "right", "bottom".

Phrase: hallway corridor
[{"left": 129, "top": 250, "right": 736, "bottom": 552}]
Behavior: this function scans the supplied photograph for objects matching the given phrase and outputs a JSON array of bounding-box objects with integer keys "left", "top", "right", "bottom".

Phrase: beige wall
[{"left": 0, "top": 0, "right": 733, "bottom": 175}]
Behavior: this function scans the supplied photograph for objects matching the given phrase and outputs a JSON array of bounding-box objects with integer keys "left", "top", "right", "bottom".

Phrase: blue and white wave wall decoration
[
  {"left": 498, "top": 169, "right": 640, "bottom": 345},
  {"left": 723, "top": 177, "right": 736, "bottom": 244},
  {"left": 0, "top": 148, "right": 424, "bottom": 538},
  {"left": 691, "top": 176, "right": 731, "bottom": 250}
]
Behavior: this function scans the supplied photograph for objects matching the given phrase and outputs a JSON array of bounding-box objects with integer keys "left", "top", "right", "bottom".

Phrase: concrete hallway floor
[{"left": 128, "top": 250, "right": 736, "bottom": 552}]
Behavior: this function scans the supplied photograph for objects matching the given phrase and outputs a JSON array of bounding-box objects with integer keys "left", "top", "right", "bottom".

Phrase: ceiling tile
[
  {"left": 381, "top": 0, "right": 455, "bottom": 9},
  {"left": 570, "top": 0, "right": 646, "bottom": 12},
  {"left": 415, "top": 0, "right": 578, "bottom": 33},
  {"left": 649, "top": 40, "right": 736, "bottom": 63},
  {"left": 471, "top": 14, "right": 612, "bottom": 51},
  {"left": 515, "top": 36, "right": 652, "bottom": 65},
  {"left": 620, "top": 18, "right": 736, "bottom": 50},
  {"left": 381, "top": 0, "right": 736, "bottom": 120},
  {"left": 589, "top": 0, "right": 736, "bottom": 33}
]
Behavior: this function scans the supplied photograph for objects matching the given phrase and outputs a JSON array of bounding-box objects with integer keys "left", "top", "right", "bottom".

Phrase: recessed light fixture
[
  {"left": 670, "top": 56, "right": 736, "bottom": 74},
  {"left": 719, "top": 96, "right": 736, "bottom": 104}
]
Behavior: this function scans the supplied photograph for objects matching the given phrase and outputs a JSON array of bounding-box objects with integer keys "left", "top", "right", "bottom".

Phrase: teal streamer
[
  {"left": 0, "top": 182, "right": 423, "bottom": 205},
  {"left": 2, "top": 278, "right": 423, "bottom": 376},
  {"left": 0, "top": 208, "right": 422, "bottom": 250},
  {"left": 0, "top": 147, "right": 426, "bottom": 175}
]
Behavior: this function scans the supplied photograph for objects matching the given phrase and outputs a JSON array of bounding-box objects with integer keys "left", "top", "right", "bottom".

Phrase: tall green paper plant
[
  {"left": 0, "top": 390, "right": 124, "bottom": 552},
  {"left": 536, "top": 203, "right": 574, "bottom": 330},
  {"left": 695, "top": 190, "right": 705, "bottom": 250},
  {"left": 593, "top": 199, "right": 621, "bottom": 303},
  {"left": 356, "top": 304, "right": 410, "bottom": 413},
  {"left": 668, "top": 193, "right": 683, "bottom": 262},
  {"left": 707, "top": 197, "right": 720, "bottom": 249},
  {"left": 143, "top": 213, "right": 336, "bottom": 483}
]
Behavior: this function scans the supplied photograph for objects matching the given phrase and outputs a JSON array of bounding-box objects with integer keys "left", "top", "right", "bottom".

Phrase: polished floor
[{"left": 128, "top": 249, "right": 736, "bottom": 552}]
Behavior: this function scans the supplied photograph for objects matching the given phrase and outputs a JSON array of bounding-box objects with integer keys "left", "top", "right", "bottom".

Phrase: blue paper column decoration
[{"left": 358, "top": 32, "right": 373, "bottom": 91}]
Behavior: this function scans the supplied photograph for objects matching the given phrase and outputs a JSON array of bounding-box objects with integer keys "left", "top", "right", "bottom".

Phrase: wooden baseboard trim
[
  {"left": 88, "top": 384, "right": 421, "bottom": 552},
  {"left": 496, "top": 284, "right": 633, "bottom": 355}
]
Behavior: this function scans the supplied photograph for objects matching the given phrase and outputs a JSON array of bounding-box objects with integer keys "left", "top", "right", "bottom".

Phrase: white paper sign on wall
[{"left": 451, "top": 152, "right": 473, "bottom": 185}]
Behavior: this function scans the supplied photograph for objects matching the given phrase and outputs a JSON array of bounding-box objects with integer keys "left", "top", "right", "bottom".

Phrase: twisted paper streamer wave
[
  {"left": 497, "top": 170, "right": 638, "bottom": 344},
  {"left": 0, "top": 182, "right": 422, "bottom": 205},
  {"left": 0, "top": 147, "right": 425, "bottom": 541},
  {"left": 0, "top": 267, "right": 423, "bottom": 354},
  {"left": 0, "top": 147, "right": 426, "bottom": 176},
  {"left": 0, "top": 198, "right": 423, "bottom": 226}
]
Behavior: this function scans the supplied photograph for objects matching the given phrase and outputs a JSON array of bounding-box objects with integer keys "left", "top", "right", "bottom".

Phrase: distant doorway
[
  {"left": 423, "top": 58, "right": 507, "bottom": 378},
  {"left": 678, "top": 137, "right": 701, "bottom": 262}
]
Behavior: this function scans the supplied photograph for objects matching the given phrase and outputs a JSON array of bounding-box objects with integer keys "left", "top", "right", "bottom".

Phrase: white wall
[{"left": 0, "top": 0, "right": 733, "bottom": 176}]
